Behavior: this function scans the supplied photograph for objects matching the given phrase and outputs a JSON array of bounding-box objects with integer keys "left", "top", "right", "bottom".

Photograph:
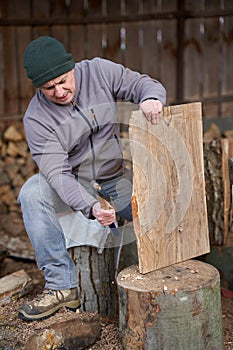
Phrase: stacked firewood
[
  {"left": 0, "top": 121, "right": 37, "bottom": 259},
  {"left": 203, "top": 124, "right": 233, "bottom": 246}
]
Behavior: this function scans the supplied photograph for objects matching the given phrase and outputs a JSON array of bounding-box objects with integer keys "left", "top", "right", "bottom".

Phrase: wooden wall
[{"left": 0, "top": 0, "right": 233, "bottom": 119}]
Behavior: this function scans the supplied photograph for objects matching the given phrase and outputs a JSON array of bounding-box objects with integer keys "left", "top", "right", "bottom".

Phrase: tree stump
[
  {"left": 69, "top": 245, "right": 117, "bottom": 318},
  {"left": 117, "top": 260, "right": 223, "bottom": 350}
]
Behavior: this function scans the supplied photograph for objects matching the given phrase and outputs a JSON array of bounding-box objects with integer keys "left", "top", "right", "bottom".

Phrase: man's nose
[{"left": 54, "top": 85, "right": 64, "bottom": 97}]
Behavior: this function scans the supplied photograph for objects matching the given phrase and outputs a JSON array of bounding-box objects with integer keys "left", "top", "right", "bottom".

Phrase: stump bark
[
  {"left": 69, "top": 245, "right": 117, "bottom": 317},
  {"left": 117, "top": 260, "right": 223, "bottom": 350}
]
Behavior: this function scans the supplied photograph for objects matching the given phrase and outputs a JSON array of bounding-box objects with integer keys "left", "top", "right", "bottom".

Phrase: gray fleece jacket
[{"left": 23, "top": 57, "right": 166, "bottom": 214}]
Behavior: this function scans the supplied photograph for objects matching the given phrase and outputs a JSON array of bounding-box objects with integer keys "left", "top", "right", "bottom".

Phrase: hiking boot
[{"left": 18, "top": 288, "right": 80, "bottom": 321}]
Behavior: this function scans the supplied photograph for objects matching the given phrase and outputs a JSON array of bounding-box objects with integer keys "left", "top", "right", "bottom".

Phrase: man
[{"left": 18, "top": 36, "right": 166, "bottom": 321}]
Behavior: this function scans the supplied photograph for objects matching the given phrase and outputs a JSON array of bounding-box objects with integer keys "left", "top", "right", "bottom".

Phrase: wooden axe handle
[{"left": 97, "top": 195, "right": 111, "bottom": 210}]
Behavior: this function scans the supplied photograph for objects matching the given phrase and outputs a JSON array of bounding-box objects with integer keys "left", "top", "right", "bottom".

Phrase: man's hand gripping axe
[{"left": 91, "top": 181, "right": 119, "bottom": 237}]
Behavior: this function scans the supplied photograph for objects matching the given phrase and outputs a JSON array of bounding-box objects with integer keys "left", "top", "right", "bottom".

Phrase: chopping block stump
[{"left": 117, "top": 260, "right": 223, "bottom": 350}]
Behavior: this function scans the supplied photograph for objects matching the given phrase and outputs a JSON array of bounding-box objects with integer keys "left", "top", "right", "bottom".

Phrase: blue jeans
[{"left": 18, "top": 169, "right": 132, "bottom": 290}]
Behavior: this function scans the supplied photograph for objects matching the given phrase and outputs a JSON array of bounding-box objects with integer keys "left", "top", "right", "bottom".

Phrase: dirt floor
[{"left": 0, "top": 257, "right": 232, "bottom": 350}]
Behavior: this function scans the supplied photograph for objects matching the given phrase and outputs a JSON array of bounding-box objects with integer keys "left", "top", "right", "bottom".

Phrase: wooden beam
[{"left": 1, "top": 9, "right": 233, "bottom": 26}]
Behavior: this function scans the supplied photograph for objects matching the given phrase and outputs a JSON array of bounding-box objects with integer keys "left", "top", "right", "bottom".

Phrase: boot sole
[{"left": 18, "top": 299, "right": 80, "bottom": 321}]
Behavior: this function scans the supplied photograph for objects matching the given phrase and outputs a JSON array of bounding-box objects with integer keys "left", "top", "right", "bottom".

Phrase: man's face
[{"left": 40, "top": 69, "right": 76, "bottom": 105}]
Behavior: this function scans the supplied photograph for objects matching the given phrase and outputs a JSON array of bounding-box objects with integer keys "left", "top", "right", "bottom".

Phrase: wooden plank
[
  {"left": 129, "top": 102, "right": 210, "bottom": 274},
  {"left": 104, "top": 23, "right": 121, "bottom": 63},
  {"left": 50, "top": 25, "right": 69, "bottom": 48},
  {"left": 15, "top": 26, "right": 34, "bottom": 114},
  {"left": 124, "top": 22, "right": 141, "bottom": 71},
  {"left": 221, "top": 17, "right": 233, "bottom": 95},
  {"left": 185, "top": 0, "right": 220, "bottom": 11},
  {"left": 50, "top": 0, "right": 68, "bottom": 18},
  {"left": 69, "top": 25, "right": 86, "bottom": 62},
  {"left": 103, "top": 1, "right": 121, "bottom": 62},
  {"left": 124, "top": 0, "right": 141, "bottom": 71},
  {"left": 141, "top": 20, "right": 160, "bottom": 78},
  {"left": 82, "top": 0, "right": 102, "bottom": 59},
  {"left": 1, "top": 0, "right": 31, "bottom": 116},
  {"left": 221, "top": 138, "right": 233, "bottom": 244},
  {"left": 31, "top": 0, "right": 50, "bottom": 20},
  {"left": 126, "top": 0, "right": 141, "bottom": 13},
  {"left": 49, "top": 1, "right": 71, "bottom": 48},
  {"left": 184, "top": 18, "right": 202, "bottom": 101},
  {"left": 106, "top": 0, "right": 121, "bottom": 16},
  {"left": 69, "top": 0, "right": 85, "bottom": 20},
  {"left": 31, "top": 0, "right": 50, "bottom": 38},
  {"left": 155, "top": 0, "right": 178, "bottom": 92},
  {"left": 224, "top": 0, "right": 233, "bottom": 10},
  {"left": 85, "top": 0, "right": 102, "bottom": 17},
  {"left": 86, "top": 23, "right": 103, "bottom": 59},
  {"left": 31, "top": 26, "right": 50, "bottom": 39},
  {"left": 2, "top": 27, "right": 18, "bottom": 115},
  {"left": 221, "top": 16, "right": 233, "bottom": 116},
  {"left": 160, "top": 0, "right": 177, "bottom": 12},
  {"left": 159, "top": 19, "right": 177, "bottom": 105},
  {"left": 202, "top": 17, "right": 220, "bottom": 100}
]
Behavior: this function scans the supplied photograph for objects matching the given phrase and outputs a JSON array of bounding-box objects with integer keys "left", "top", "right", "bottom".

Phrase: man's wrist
[
  {"left": 140, "top": 97, "right": 158, "bottom": 103},
  {"left": 81, "top": 201, "right": 99, "bottom": 219},
  {"left": 89, "top": 201, "right": 99, "bottom": 219}
]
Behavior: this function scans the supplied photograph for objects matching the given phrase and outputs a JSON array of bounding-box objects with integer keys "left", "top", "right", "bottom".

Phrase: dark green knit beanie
[{"left": 24, "top": 36, "right": 75, "bottom": 88}]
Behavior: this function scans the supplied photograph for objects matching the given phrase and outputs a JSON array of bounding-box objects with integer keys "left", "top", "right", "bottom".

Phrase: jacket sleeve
[
  {"left": 23, "top": 116, "right": 98, "bottom": 216},
  {"left": 96, "top": 58, "right": 166, "bottom": 106}
]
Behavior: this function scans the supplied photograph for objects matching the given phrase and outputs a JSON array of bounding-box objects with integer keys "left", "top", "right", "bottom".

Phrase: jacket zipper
[{"left": 71, "top": 100, "right": 97, "bottom": 180}]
